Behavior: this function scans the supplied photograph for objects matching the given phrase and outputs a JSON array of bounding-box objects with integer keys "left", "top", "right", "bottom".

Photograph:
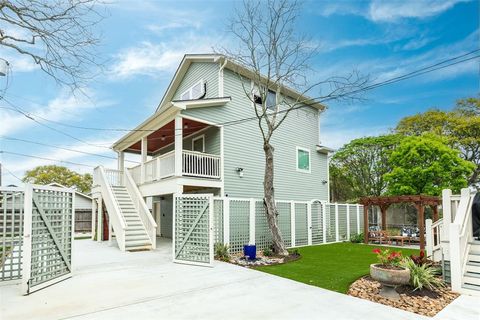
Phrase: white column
[
  {"left": 174, "top": 116, "right": 183, "bottom": 177},
  {"left": 449, "top": 223, "right": 461, "bottom": 292},
  {"left": 223, "top": 197, "right": 230, "bottom": 245},
  {"left": 307, "top": 202, "right": 312, "bottom": 245},
  {"left": 249, "top": 198, "right": 255, "bottom": 244},
  {"left": 117, "top": 151, "right": 125, "bottom": 172},
  {"left": 346, "top": 205, "right": 350, "bottom": 241},
  {"left": 335, "top": 203, "right": 339, "bottom": 242},
  {"left": 442, "top": 189, "right": 452, "bottom": 241},
  {"left": 290, "top": 201, "right": 296, "bottom": 247},
  {"left": 140, "top": 137, "right": 148, "bottom": 184},
  {"left": 97, "top": 197, "right": 103, "bottom": 242},
  {"left": 425, "top": 219, "right": 433, "bottom": 258}
]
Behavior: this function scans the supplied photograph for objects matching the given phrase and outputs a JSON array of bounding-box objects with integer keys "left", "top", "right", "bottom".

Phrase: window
[
  {"left": 253, "top": 89, "right": 276, "bottom": 110},
  {"left": 192, "top": 135, "right": 205, "bottom": 153},
  {"left": 296, "top": 147, "right": 310, "bottom": 173},
  {"left": 180, "top": 79, "right": 206, "bottom": 100}
]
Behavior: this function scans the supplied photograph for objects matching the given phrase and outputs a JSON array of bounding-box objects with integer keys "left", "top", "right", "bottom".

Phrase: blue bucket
[{"left": 243, "top": 244, "right": 256, "bottom": 260}]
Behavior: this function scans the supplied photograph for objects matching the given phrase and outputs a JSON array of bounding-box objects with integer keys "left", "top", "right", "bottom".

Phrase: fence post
[
  {"left": 291, "top": 201, "right": 296, "bottom": 247},
  {"left": 97, "top": 197, "right": 103, "bottom": 242},
  {"left": 223, "top": 197, "right": 230, "bottom": 246},
  {"left": 307, "top": 202, "right": 312, "bottom": 245},
  {"left": 21, "top": 184, "right": 33, "bottom": 295},
  {"left": 249, "top": 198, "right": 255, "bottom": 245},
  {"left": 322, "top": 202, "right": 327, "bottom": 244},
  {"left": 449, "top": 223, "right": 461, "bottom": 292},
  {"left": 335, "top": 203, "right": 339, "bottom": 242},
  {"left": 91, "top": 199, "right": 97, "bottom": 240},
  {"left": 346, "top": 205, "right": 350, "bottom": 241},
  {"left": 356, "top": 204, "right": 361, "bottom": 234},
  {"left": 425, "top": 219, "right": 433, "bottom": 258},
  {"left": 442, "top": 189, "right": 452, "bottom": 242}
]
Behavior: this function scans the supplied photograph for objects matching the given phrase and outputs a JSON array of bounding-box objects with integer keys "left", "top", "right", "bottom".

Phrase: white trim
[
  {"left": 290, "top": 200, "right": 295, "bottom": 247},
  {"left": 180, "top": 114, "right": 221, "bottom": 127},
  {"left": 192, "top": 134, "right": 205, "bottom": 153},
  {"left": 180, "top": 79, "right": 205, "bottom": 101},
  {"left": 296, "top": 146, "right": 311, "bottom": 173},
  {"left": 172, "top": 97, "right": 230, "bottom": 110}
]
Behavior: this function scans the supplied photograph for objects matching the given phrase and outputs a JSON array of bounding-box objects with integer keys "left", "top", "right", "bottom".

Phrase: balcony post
[
  {"left": 141, "top": 137, "right": 147, "bottom": 184},
  {"left": 117, "top": 151, "right": 125, "bottom": 172},
  {"left": 175, "top": 116, "right": 183, "bottom": 177}
]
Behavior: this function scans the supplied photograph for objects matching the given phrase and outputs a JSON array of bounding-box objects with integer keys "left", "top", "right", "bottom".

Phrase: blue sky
[{"left": 0, "top": 0, "right": 478, "bottom": 186}]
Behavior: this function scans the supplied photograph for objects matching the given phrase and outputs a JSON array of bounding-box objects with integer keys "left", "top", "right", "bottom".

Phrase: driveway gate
[
  {"left": 22, "top": 185, "right": 75, "bottom": 294},
  {"left": 173, "top": 194, "right": 213, "bottom": 266}
]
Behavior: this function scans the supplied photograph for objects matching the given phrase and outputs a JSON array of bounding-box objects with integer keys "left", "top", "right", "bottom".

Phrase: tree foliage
[
  {"left": 23, "top": 165, "right": 92, "bottom": 193},
  {"left": 330, "top": 135, "right": 402, "bottom": 201},
  {"left": 384, "top": 135, "right": 474, "bottom": 196},
  {"left": 395, "top": 97, "right": 480, "bottom": 185}
]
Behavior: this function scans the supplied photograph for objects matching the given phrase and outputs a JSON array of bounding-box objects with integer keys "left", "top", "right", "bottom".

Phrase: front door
[{"left": 173, "top": 194, "right": 213, "bottom": 266}]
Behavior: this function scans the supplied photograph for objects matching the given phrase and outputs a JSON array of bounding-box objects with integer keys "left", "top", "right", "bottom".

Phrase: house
[
  {"left": 48, "top": 183, "right": 93, "bottom": 233},
  {"left": 92, "top": 54, "right": 333, "bottom": 254}
]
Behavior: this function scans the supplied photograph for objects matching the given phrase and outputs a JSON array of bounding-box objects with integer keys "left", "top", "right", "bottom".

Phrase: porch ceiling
[{"left": 125, "top": 118, "right": 209, "bottom": 155}]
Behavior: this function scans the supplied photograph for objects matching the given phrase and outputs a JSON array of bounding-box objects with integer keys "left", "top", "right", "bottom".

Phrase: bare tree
[
  {"left": 0, "top": 0, "right": 105, "bottom": 90},
  {"left": 222, "top": 0, "right": 368, "bottom": 255}
]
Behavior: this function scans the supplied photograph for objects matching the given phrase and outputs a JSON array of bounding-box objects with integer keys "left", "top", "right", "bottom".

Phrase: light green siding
[
  {"left": 182, "top": 66, "right": 329, "bottom": 202},
  {"left": 173, "top": 62, "right": 219, "bottom": 100}
]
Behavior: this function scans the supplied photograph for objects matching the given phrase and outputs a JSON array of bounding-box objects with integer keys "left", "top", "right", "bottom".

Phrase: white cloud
[
  {"left": 368, "top": 0, "right": 469, "bottom": 22},
  {"left": 321, "top": 124, "right": 390, "bottom": 149}
]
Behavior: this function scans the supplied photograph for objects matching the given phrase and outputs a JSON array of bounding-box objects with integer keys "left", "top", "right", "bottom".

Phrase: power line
[
  {"left": 0, "top": 150, "right": 96, "bottom": 168},
  {"left": 1, "top": 164, "right": 22, "bottom": 182},
  {"left": 0, "top": 136, "right": 139, "bottom": 164}
]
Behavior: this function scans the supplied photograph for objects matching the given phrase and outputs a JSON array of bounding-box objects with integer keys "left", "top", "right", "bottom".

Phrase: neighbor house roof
[{"left": 47, "top": 182, "right": 92, "bottom": 200}]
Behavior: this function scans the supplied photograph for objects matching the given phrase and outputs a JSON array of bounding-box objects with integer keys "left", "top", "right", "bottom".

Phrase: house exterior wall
[
  {"left": 173, "top": 62, "right": 219, "bottom": 100},
  {"left": 179, "top": 65, "right": 329, "bottom": 202},
  {"left": 75, "top": 194, "right": 92, "bottom": 210}
]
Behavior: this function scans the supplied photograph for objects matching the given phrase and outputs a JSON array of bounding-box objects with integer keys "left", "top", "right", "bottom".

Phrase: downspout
[{"left": 218, "top": 58, "right": 228, "bottom": 97}]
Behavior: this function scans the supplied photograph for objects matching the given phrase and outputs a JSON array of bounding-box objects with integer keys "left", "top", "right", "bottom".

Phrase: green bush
[
  {"left": 401, "top": 257, "right": 445, "bottom": 291},
  {"left": 263, "top": 246, "right": 273, "bottom": 257},
  {"left": 350, "top": 233, "right": 364, "bottom": 243},
  {"left": 214, "top": 243, "right": 230, "bottom": 261}
]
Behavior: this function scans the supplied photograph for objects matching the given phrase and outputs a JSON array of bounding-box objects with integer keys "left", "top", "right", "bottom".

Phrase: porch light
[
  {"left": 161, "top": 135, "right": 166, "bottom": 141},
  {"left": 184, "top": 122, "right": 189, "bottom": 129}
]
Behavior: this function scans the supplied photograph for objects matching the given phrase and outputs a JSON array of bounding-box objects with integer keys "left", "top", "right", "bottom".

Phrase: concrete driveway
[{"left": 0, "top": 240, "right": 476, "bottom": 320}]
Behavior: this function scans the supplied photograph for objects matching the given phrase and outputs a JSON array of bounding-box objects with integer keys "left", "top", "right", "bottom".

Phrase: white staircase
[
  {"left": 111, "top": 186, "right": 153, "bottom": 251},
  {"left": 93, "top": 166, "right": 157, "bottom": 252},
  {"left": 463, "top": 241, "right": 480, "bottom": 292}
]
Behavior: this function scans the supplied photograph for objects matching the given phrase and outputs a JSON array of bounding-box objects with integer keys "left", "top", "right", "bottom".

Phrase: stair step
[
  {"left": 127, "top": 245, "right": 152, "bottom": 252},
  {"left": 461, "top": 283, "right": 480, "bottom": 292},
  {"left": 125, "top": 239, "right": 151, "bottom": 247},
  {"left": 126, "top": 235, "right": 150, "bottom": 241},
  {"left": 468, "top": 253, "right": 480, "bottom": 263},
  {"left": 466, "top": 263, "right": 480, "bottom": 274},
  {"left": 463, "top": 273, "right": 480, "bottom": 286},
  {"left": 126, "top": 230, "right": 148, "bottom": 236}
]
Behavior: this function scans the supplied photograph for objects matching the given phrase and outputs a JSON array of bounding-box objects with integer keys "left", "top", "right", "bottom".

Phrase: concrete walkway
[{"left": 0, "top": 240, "right": 477, "bottom": 320}]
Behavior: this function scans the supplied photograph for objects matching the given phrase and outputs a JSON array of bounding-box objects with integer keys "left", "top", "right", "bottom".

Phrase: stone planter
[{"left": 370, "top": 264, "right": 410, "bottom": 300}]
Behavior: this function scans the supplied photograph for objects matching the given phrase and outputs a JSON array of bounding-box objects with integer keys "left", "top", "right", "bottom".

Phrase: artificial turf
[{"left": 254, "top": 242, "right": 419, "bottom": 293}]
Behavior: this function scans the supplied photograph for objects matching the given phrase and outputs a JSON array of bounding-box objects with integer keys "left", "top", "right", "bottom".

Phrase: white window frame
[
  {"left": 192, "top": 134, "right": 205, "bottom": 153},
  {"left": 296, "top": 146, "right": 311, "bottom": 173},
  {"left": 180, "top": 79, "right": 205, "bottom": 101}
]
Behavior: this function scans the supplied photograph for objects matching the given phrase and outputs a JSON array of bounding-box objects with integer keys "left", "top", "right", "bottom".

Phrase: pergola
[{"left": 359, "top": 195, "right": 441, "bottom": 250}]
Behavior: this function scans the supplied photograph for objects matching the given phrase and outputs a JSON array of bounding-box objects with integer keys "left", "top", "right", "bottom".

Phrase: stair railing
[
  {"left": 426, "top": 218, "right": 443, "bottom": 261},
  {"left": 449, "top": 188, "right": 476, "bottom": 291},
  {"left": 94, "top": 166, "right": 127, "bottom": 251},
  {"left": 124, "top": 169, "right": 157, "bottom": 249}
]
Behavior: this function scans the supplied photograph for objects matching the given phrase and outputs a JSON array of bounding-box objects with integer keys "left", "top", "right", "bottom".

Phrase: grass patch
[{"left": 255, "top": 242, "right": 419, "bottom": 293}]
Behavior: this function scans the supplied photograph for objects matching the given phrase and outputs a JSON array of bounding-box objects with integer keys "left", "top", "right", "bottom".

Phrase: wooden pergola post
[
  {"left": 417, "top": 203, "right": 425, "bottom": 251},
  {"left": 364, "top": 204, "right": 369, "bottom": 244},
  {"left": 380, "top": 205, "right": 388, "bottom": 231}
]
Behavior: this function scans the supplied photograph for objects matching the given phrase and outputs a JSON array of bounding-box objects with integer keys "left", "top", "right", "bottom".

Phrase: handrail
[
  {"left": 94, "top": 166, "right": 127, "bottom": 251},
  {"left": 124, "top": 169, "right": 157, "bottom": 249}
]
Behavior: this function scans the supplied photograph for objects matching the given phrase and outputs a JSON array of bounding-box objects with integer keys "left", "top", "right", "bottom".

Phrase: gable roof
[{"left": 47, "top": 182, "right": 92, "bottom": 199}]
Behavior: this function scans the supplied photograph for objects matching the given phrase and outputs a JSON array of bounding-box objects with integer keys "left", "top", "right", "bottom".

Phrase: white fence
[{"left": 212, "top": 197, "right": 364, "bottom": 253}]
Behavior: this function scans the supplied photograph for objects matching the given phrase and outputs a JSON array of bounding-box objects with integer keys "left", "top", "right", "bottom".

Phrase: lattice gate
[
  {"left": 22, "top": 185, "right": 75, "bottom": 295},
  {"left": 173, "top": 194, "right": 213, "bottom": 266}
]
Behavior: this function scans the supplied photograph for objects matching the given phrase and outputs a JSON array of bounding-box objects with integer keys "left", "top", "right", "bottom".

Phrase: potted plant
[{"left": 370, "top": 248, "right": 410, "bottom": 299}]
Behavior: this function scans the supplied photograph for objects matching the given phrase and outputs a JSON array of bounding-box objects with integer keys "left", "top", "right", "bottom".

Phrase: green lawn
[{"left": 255, "top": 243, "right": 419, "bottom": 293}]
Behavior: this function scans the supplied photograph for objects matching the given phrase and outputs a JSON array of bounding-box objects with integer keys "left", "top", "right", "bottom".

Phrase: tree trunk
[{"left": 263, "top": 141, "right": 289, "bottom": 256}]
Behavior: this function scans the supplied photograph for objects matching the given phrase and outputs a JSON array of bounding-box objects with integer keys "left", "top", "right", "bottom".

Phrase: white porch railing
[
  {"left": 129, "top": 150, "right": 221, "bottom": 185},
  {"left": 93, "top": 166, "right": 127, "bottom": 251},
  {"left": 182, "top": 150, "right": 221, "bottom": 179},
  {"left": 124, "top": 169, "right": 157, "bottom": 249},
  {"left": 449, "top": 188, "right": 476, "bottom": 291},
  {"left": 426, "top": 218, "right": 443, "bottom": 261}
]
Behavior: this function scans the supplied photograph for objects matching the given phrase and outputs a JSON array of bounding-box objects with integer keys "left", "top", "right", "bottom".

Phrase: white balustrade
[{"left": 182, "top": 150, "right": 221, "bottom": 179}]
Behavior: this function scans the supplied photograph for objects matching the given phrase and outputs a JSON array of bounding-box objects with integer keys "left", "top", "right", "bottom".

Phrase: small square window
[
  {"left": 297, "top": 147, "right": 310, "bottom": 173},
  {"left": 253, "top": 89, "right": 276, "bottom": 110}
]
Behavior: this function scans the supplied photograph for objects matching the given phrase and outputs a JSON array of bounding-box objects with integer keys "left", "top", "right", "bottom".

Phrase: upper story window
[
  {"left": 180, "top": 79, "right": 206, "bottom": 100},
  {"left": 296, "top": 147, "right": 311, "bottom": 173},
  {"left": 253, "top": 89, "right": 276, "bottom": 110}
]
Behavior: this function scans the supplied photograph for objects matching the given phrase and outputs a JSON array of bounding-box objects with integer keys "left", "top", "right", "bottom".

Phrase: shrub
[
  {"left": 263, "top": 246, "right": 273, "bottom": 257},
  {"left": 214, "top": 243, "right": 230, "bottom": 261},
  {"left": 372, "top": 248, "right": 402, "bottom": 267},
  {"left": 401, "top": 257, "right": 445, "bottom": 291},
  {"left": 350, "top": 233, "right": 364, "bottom": 243}
]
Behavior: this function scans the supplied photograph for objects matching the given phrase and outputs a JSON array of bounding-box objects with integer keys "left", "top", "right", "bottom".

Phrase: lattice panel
[
  {"left": 349, "top": 205, "right": 359, "bottom": 236},
  {"left": 338, "top": 205, "right": 348, "bottom": 241},
  {"left": 295, "top": 203, "right": 308, "bottom": 246},
  {"left": 358, "top": 205, "right": 365, "bottom": 233},
  {"left": 277, "top": 202, "right": 291, "bottom": 247},
  {"left": 229, "top": 199, "right": 250, "bottom": 253},
  {"left": 311, "top": 201, "right": 323, "bottom": 244},
  {"left": 0, "top": 190, "right": 24, "bottom": 282},
  {"left": 29, "top": 188, "right": 73, "bottom": 288},
  {"left": 213, "top": 199, "right": 223, "bottom": 245},
  {"left": 325, "top": 204, "right": 336, "bottom": 243},
  {"left": 174, "top": 196, "right": 211, "bottom": 264},
  {"left": 255, "top": 201, "right": 272, "bottom": 251}
]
